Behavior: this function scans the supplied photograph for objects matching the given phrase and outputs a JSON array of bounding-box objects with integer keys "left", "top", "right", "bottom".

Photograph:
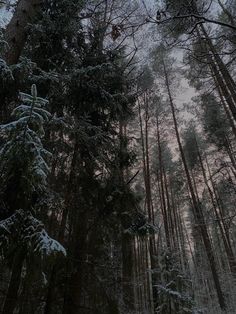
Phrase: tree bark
[
  {"left": 58, "top": 137, "right": 79, "bottom": 243},
  {"left": 4, "top": 0, "right": 42, "bottom": 65},
  {"left": 1, "top": 249, "right": 25, "bottom": 314},
  {"left": 200, "top": 25, "right": 236, "bottom": 111},
  {"left": 156, "top": 114, "right": 171, "bottom": 248},
  {"left": 196, "top": 141, "right": 236, "bottom": 276},
  {"left": 162, "top": 59, "right": 226, "bottom": 311}
]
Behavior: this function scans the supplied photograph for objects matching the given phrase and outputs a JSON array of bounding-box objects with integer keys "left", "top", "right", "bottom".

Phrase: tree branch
[{"left": 150, "top": 14, "right": 236, "bottom": 31}]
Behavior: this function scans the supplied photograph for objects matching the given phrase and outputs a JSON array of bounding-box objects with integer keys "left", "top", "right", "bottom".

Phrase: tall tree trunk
[
  {"left": 144, "top": 94, "right": 154, "bottom": 223},
  {"left": 58, "top": 137, "right": 79, "bottom": 242},
  {"left": 138, "top": 98, "right": 148, "bottom": 197},
  {"left": 200, "top": 25, "right": 236, "bottom": 111},
  {"left": 195, "top": 26, "right": 236, "bottom": 123},
  {"left": 196, "top": 141, "right": 236, "bottom": 276},
  {"left": 62, "top": 214, "right": 88, "bottom": 314},
  {"left": 162, "top": 59, "right": 226, "bottom": 310},
  {"left": 163, "top": 169, "right": 175, "bottom": 248},
  {"left": 209, "top": 57, "right": 236, "bottom": 122},
  {"left": 206, "top": 157, "right": 233, "bottom": 252},
  {"left": 44, "top": 266, "right": 57, "bottom": 314},
  {"left": 1, "top": 249, "right": 25, "bottom": 314},
  {"left": 4, "top": 0, "right": 42, "bottom": 65},
  {"left": 119, "top": 121, "right": 136, "bottom": 312},
  {"left": 156, "top": 114, "right": 171, "bottom": 248},
  {"left": 122, "top": 232, "right": 135, "bottom": 311},
  {"left": 213, "top": 71, "right": 236, "bottom": 139}
]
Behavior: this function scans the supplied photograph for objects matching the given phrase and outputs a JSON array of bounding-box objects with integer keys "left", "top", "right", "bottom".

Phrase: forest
[{"left": 0, "top": 0, "right": 236, "bottom": 313}]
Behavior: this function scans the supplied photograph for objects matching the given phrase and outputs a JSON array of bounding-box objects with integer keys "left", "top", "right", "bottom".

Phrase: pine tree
[
  {"left": 154, "top": 248, "right": 194, "bottom": 314},
  {"left": 0, "top": 84, "right": 66, "bottom": 314}
]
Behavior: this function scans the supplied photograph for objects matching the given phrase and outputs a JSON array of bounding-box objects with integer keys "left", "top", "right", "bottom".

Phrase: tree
[
  {"left": 0, "top": 85, "right": 66, "bottom": 314},
  {"left": 3, "top": 0, "right": 44, "bottom": 65},
  {"left": 154, "top": 248, "right": 194, "bottom": 314},
  {"left": 151, "top": 46, "right": 226, "bottom": 310}
]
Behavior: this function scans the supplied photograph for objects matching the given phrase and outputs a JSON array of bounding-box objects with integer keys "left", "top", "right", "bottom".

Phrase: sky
[{"left": 0, "top": 0, "right": 220, "bottom": 112}]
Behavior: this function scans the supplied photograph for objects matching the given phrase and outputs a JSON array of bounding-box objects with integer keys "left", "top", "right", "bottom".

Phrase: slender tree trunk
[
  {"left": 195, "top": 26, "right": 236, "bottom": 123},
  {"left": 225, "top": 135, "right": 236, "bottom": 171},
  {"left": 144, "top": 94, "right": 154, "bottom": 223},
  {"left": 200, "top": 25, "right": 236, "bottom": 113},
  {"left": 210, "top": 58, "right": 236, "bottom": 122},
  {"left": 1, "top": 250, "right": 25, "bottom": 314},
  {"left": 216, "top": 76, "right": 236, "bottom": 139},
  {"left": 122, "top": 232, "right": 135, "bottom": 311},
  {"left": 156, "top": 114, "right": 171, "bottom": 248},
  {"left": 162, "top": 59, "right": 226, "bottom": 310},
  {"left": 203, "top": 41, "right": 236, "bottom": 123},
  {"left": 143, "top": 94, "right": 155, "bottom": 313},
  {"left": 196, "top": 141, "right": 236, "bottom": 276},
  {"left": 44, "top": 266, "right": 57, "bottom": 314},
  {"left": 206, "top": 157, "right": 233, "bottom": 253},
  {"left": 58, "top": 137, "right": 79, "bottom": 242},
  {"left": 62, "top": 214, "right": 88, "bottom": 314},
  {"left": 138, "top": 98, "right": 147, "bottom": 192},
  {"left": 170, "top": 186, "right": 183, "bottom": 262},
  {"left": 118, "top": 121, "right": 136, "bottom": 312},
  {"left": 163, "top": 169, "right": 175, "bottom": 248}
]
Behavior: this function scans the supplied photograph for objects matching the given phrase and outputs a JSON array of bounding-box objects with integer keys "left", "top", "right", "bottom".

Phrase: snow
[
  {"left": 0, "top": 1, "right": 15, "bottom": 28},
  {"left": 0, "top": 7, "right": 11, "bottom": 28},
  {"left": 155, "top": 283, "right": 192, "bottom": 303},
  {"left": 42, "top": 272, "right": 48, "bottom": 285},
  {"left": 0, "top": 87, "right": 53, "bottom": 192},
  {"left": 0, "top": 117, "right": 29, "bottom": 131},
  {"left": 20, "top": 92, "right": 49, "bottom": 107},
  {"left": 0, "top": 85, "right": 66, "bottom": 260},
  {"left": 33, "top": 229, "right": 67, "bottom": 257},
  {"left": 0, "top": 209, "right": 66, "bottom": 259},
  {"left": 0, "top": 58, "right": 13, "bottom": 82}
]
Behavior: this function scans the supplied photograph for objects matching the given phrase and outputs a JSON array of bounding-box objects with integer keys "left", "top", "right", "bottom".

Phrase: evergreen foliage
[
  {"left": 200, "top": 93, "right": 231, "bottom": 150},
  {"left": 1, "top": 1, "right": 236, "bottom": 313},
  {"left": 154, "top": 249, "right": 194, "bottom": 314},
  {"left": 0, "top": 84, "right": 51, "bottom": 213}
]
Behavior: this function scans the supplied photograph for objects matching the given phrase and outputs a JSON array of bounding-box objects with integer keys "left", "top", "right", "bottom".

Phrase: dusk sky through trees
[{"left": 1, "top": 1, "right": 236, "bottom": 314}]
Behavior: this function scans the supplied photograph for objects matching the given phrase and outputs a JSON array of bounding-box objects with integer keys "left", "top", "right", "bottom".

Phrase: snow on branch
[{"left": 0, "top": 209, "right": 66, "bottom": 260}]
